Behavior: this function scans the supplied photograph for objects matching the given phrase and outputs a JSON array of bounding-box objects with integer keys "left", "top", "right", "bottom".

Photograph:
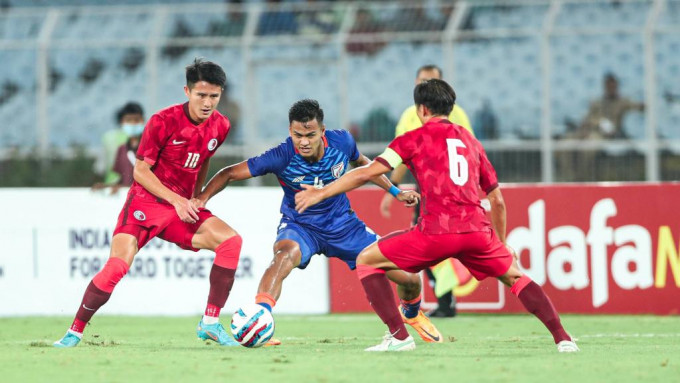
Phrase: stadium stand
[{"left": 0, "top": 0, "right": 678, "bottom": 182}]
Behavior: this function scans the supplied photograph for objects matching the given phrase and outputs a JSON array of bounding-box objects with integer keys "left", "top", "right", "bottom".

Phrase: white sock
[
  {"left": 202, "top": 315, "right": 219, "bottom": 325},
  {"left": 67, "top": 329, "right": 83, "bottom": 339}
]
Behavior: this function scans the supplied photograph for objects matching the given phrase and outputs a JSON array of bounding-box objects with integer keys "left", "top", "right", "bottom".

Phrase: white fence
[{"left": 0, "top": 0, "right": 679, "bottom": 182}]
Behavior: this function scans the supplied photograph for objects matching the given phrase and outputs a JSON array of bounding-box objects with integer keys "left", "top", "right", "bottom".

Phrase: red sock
[
  {"left": 71, "top": 258, "right": 129, "bottom": 333},
  {"left": 71, "top": 281, "right": 113, "bottom": 333},
  {"left": 205, "top": 235, "right": 241, "bottom": 314},
  {"left": 359, "top": 271, "right": 409, "bottom": 341},
  {"left": 511, "top": 275, "right": 571, "bottom": 343}
]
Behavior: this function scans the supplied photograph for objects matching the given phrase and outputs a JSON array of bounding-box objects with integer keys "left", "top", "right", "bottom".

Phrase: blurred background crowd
[{"left": 0, "top": 0, "right": 678, "bottom": 187}]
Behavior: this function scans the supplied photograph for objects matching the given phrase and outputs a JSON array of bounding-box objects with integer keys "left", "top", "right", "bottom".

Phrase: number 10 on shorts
[{"left": 447, "top": 139, "right": 468, "bottom": 186}]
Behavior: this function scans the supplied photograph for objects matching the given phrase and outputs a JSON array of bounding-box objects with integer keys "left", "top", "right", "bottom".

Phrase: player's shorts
[
  {"left": 275, "top": 213, "right": 378, "bottom": 270},
  {"left": 113, "top": 194, "right": 215, "bottom": 251},
  {"left": 377, "top": 227, "right": 513, "bottom": 280}
]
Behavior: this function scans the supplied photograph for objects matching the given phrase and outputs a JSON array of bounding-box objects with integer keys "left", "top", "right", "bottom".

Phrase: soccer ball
[{"left": 230, "top": 303, "right": 275, "bottom": 348}]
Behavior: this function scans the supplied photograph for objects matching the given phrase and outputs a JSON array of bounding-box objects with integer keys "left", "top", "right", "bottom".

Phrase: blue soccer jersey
[
  {"left": 247, "top": 129, "right": 360, "bottom": 231},
  {"left": 247, "top": 129, "right": 377, "bottom": 270}
]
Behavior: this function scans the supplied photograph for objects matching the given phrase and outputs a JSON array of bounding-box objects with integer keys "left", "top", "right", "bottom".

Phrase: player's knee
[
  {"left": 214, "top": 234, "right": 242, "bottom": 269},
  {"left": 272, "top": 248, "right": 300, "bottom": 268}
]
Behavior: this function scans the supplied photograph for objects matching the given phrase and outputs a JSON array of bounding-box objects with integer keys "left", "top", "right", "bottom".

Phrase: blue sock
[
  {"left": 257, "top": 302, "right": 272, "bottom": 312},
  {"left": 400, "top": 298, "right": 421, "bottom": 319}
]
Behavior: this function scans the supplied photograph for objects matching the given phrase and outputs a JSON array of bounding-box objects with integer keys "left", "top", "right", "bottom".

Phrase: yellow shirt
[{"left": 395, "top": 104, "right": 473, "bottom": 137}]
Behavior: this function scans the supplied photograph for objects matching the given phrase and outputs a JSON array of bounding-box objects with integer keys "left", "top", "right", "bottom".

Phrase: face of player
[
  {"left": 184, "top": 81, "right": 223, "bottom": 123},
  {"left": 415, "top": 68, "right": 442, "bottom": 85},
  {"left": 289, "top": 119, "right": 326, "bottom": 161}
]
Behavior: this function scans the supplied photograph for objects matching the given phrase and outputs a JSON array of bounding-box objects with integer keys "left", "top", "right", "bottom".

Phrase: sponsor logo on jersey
[
  {"left": 208, "top": 138, "right": 218, "bottom": 151},
  {"left": 331, "top": 162, "right": 344, "bottom": 178},
  {"left": 292, "top": 175, "right": 305, "bottom": 183},
  {"left": 133, "top": 210, "right": 146, "bottom": 221},
  {"left": 172, "top": 139, "right": 186, "bottom": 145}
]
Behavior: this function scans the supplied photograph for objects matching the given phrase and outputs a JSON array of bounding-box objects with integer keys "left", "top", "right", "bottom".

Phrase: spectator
[
  {"left": 346, "top": 8, "right": 385, "bottom": 55},
  {"left": 577, "top": 73, "right": 644, "bottom": 139},
  {"left": 558, "top": 73, "right": 644, "bottom": 181},
  {"left": 474, "top": 99, "right": 499, "bottom": 140},
  {"left": 92, "top": 102, "right": 144, "bottom": 193}
]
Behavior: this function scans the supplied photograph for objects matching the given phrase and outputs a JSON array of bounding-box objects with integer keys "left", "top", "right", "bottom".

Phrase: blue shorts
[{"left": 275, "top": 215, "right": 378, "bottom": 270}]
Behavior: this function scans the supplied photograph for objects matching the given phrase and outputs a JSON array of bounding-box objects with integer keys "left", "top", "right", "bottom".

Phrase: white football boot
[
  {"left": 365, "top": 331, "right": 416, "bottom": 352},
  {"left": 557, "top": 339, "right": 580, "bottom": 353}
]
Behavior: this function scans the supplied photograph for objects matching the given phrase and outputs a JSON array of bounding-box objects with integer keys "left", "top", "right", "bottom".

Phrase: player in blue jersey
[{"left": 195, "top": 99, "right": 441, "bottom": 347}]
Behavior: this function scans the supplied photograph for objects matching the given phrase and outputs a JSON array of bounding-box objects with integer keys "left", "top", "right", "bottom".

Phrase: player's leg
[
  {"left": 255, "top": 239, "right": 302, "bottom": 311},
  {"left": 459, "top": 230, "right": 578, "bottom": 352},
  {"left": 384, "top": 269, "right": 443, "bottom": 343},
  {"left": 356, "top": 243, "right": 415, "bottom": 351},
  {"left": 498, "top": 261, "right": 578, "bottom": 352},
  {"left": 188, "top": 215, "right": 241, "bottom": 346},
  {"left": 54, "top": 232, "right": 139, "bottom": 347}
]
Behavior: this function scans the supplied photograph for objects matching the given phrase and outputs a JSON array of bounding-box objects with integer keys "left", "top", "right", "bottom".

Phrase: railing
[{"left": 0, "top": 0, "right": 678, "bottom": 183}]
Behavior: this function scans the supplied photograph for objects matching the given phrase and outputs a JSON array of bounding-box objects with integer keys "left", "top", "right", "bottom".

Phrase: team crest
[
  {"left": 207, "top": 138, "right": 218, "bottom": 151},
  {"left": 133, "top": 210, "right": 146, "bottom": 221},
  {"left": 331, "top": 162, "right": 344, "bottom": 178}
]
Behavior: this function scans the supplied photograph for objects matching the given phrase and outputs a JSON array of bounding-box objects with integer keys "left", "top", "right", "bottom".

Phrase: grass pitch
[{"left": 2, "top": 314, "right": 678, "bottom": 383}]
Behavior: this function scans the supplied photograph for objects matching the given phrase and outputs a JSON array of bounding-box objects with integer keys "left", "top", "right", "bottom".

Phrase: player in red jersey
[
  {"left": 54, "top": 59, "right": 242, "bottom": 347},
  {"left": 295, "top": 79, "right": 579, "bottom": 353}
]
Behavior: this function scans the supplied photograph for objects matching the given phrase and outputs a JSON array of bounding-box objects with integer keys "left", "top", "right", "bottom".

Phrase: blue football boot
[
  {"left": 196, "top": 320, "right": 239, "bottom": 346},
  {"left": 53, "top": 330, "right": 82, "bottom": 348}
]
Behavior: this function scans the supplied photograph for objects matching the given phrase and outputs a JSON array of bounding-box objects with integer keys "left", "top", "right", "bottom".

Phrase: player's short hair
[
  {"left": 416, "top": 64, "right": 443, "bottom": 79},
  {"left": 289, "top": 99, "right": 324, "bottom": 125},
  {"left": 185, "top": 58, "right": 226, "bottom": 89},
  {"left": 414, "top": 79, "right": 456, "bottom": 116},
  {"left": 116, "top": 102, "right": 144, "bottom": 123}
]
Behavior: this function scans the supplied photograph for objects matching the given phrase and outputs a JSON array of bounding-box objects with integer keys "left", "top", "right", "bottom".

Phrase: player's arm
[
  {"left": 296, "top": 148, "right": 418, "bottom": 213},
  {"left": 295, "top": 160, "right": 391, "bottom": 213},
  {"left": 193, "top": 158, "right": 211, "bottom": 198},
  {"left": 352, "top": 154, "right": 399, "bottom": 194},
  {"left": 133, "top": 159, "right": 200, "bottom": 223},
  {"left": 194, "top": 161, "right": 253, "bottom": 207}
]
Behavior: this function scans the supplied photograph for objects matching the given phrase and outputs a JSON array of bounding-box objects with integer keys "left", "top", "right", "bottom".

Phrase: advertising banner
[
  {"left": 335, "top": 184, "right": 680, "bottom": 314},
  {"left": 0, "top": 188, "right": 329, "bottom": 316}
]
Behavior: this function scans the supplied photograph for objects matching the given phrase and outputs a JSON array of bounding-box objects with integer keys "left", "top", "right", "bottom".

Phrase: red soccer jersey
[
  {"left": 130, "top": 103, "right": 230, "bottom": 201},
  {"left": 386, "top": 118, "right": 498, "bottom": 234}
]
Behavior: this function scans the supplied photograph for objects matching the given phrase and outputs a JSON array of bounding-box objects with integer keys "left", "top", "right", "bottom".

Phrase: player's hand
[
  {"left": 173, "top": 197, "right": 200, "bottom": 224},
  {"left": 380, "top": 193, "right": 393, "bottom": 218},
  {"left": 396, "top": 190, "right": 420, "bottom": 207},
  {"left": 190, "top": 197, "right": 207, "bottom": 209},
  {"left": 294, "top": 184, "right": 323, "bottom": 214}
]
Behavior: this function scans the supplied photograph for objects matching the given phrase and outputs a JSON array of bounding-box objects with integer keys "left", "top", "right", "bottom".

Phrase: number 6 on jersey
[{"left": 446, "top": 138, "right": 468, "bottom": 186}]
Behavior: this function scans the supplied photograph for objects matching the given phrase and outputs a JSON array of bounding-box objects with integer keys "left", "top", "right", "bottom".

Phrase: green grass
[{"left": 1, "top": 314, "right": 678, "bottom": 382}]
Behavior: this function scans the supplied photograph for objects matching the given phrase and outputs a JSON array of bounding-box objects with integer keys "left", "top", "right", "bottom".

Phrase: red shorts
[
  {"left": 377, "top": 227, "right": 513, "bottom": 280},
  {"left": 113, "top": 194, "right": 215, "bottom": 251}
]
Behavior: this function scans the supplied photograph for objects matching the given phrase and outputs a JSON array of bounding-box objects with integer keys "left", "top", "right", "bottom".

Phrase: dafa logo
[{"left": 507, "top": 199, "right": 680, "bottom": 308}]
